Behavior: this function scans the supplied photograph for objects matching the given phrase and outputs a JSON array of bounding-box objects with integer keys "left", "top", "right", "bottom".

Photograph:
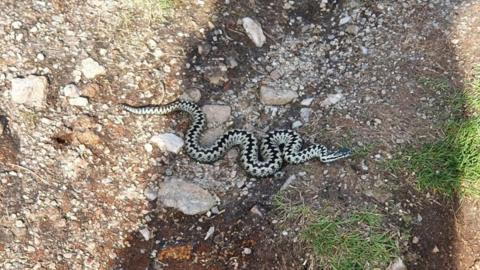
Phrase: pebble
[
  {"left": 181, "top": 88, "right": 202, "bottom": 103},
  {"left": 242, "top": 17, "right": 266, "bottom": 47},
  {"left": 320, "top": 93, "right": 343, "bottom": 107},
  {"left": 150, "top": 133, "right": 184, "bottom": 154},
  {"left": 139, "top": 227, "right": 151, "bottom": 241},
  {"left": 68, "top": 97, "right": 89, "bottom": 107},
  {"left": 300, "top": 98, "right": 314, "bottom": 106},
  {"left": 386, "top": 258, "right": 406, "bottom": 270},
  {"left": 11, "top": 21, "right": 22, "bottom": 29},
  {"left": 280, "top": 175, "right": 297, "bottom": 190},
  {"left": 10, "top": 75, "right": 48, "bottom": 107},
  {"left": 144, "top": 143, "right": 153, "bottom": 153},
  {"left": 15, "top": 219, "right": 25, "bottom": 228},
  {"left": 412, "top": 236, "right": 419, "bottom": 244},
  {"left": 260, "top": 85, "right": 298, "bottom": 105},
  {"left": 81, "top": 58, "right": 106, "bottom": 79},
  {"left": 243, "top": 248, "right": 252, "bottom": 255},
  {"left": 144, "top": 186, "right": 158, "bottom": 201},
  {"left": 432, "top": 246, "right": 440, "bottom": 253},
  {"left": 291, "top": 121, "right": 302, "bottom": 129},
  {"left": 36, "top": 53, "right": 45, "bottom": 61},
  {"left": 204, "top": 226, "right": 215, "bottom": 240},
  {"left": 300, "top": 108, "right": 311, "bottom": 122},
  {"left": 81, "top": 83, "right": 99, "bottom": 98},
  {"left": 339, "top": 15, "right": 352, "bottom": 25},
  {"left": 61, "top": 84, "right": 80, "bottom": 97},
  {"left": 158, "top": 178, "right": 216, "bottom": 215},
  {"left": 202, "top": 105, "right": 231, "bottom": 125},
  {"left": 146, "top": 39, "right": 157, "bottom": 50}
]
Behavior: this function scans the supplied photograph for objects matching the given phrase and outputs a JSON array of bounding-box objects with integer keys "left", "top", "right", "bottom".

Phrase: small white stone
[
  {"left": 11, "top": 21, "right": 22, "bottom": 29},
  {"left": 153, "top": 48, "right": 164, "bottom": 58},
  {"left": 432, "top": 246, "right": 440, "bottom": 253},
  {"left": 320, "top": 93, "right": 343, "bottom": 107},
  {"left": 144, "top": 143, "right": 153, "bottom": 153},
  {"left": 339, "top": 15, "right": 351, "bottom": 25},
  {"left": 301, "top": 98, "right": 314, "bottom": 106},
  {"left": 150, "top": 133, "right": 184, "bottom": 153},
  {"left": 300, "top": 108, "right": 311, "bottom": 122},
  {"left": 10, "top": 75, "right": 48, "bottom": 107},
  {"left": 204, "top": 226, "right": 215, "bottom": 240},
  {"left": 68, "top": 97, "right": 89, "bottom": 107},
  {"left": 292, "top": 121, "right": 303, "bottom": 129},
  {"left": 146, "top": 39, "right": 157, "bottom": 50},
  {"left": 72, "top": 70, "right": 82, "bottom": 83},
  {"left": 36, "top": 53, "right": 45, "bottom": 61},
  {"left": 144, "top": 186, "right": 158, "bottom": 201},
  {"left": 81, "top": 58, "right": 106, "bottom": 79},
  {"left": 61, "top": 84, "right": 80, "bottom": 97},
  {"left": 139, "top": 227, "right": 151, "bottom": 241},
  {"left": 242, "top": 17, "right": 266, "bottom": 47},
  {"left": 243, "top": 248, "right": 252, "bottom": 255},
  {"left": 412, "top": 236, "right": 419, "bottom": 244},
  {"left": 15, "top": 219, "right": 25, "bottom": 228}
]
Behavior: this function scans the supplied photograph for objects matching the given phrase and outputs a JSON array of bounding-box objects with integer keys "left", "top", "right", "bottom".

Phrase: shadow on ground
[{"left": 106, "top": 0, "right": 477, "bottom": 269}]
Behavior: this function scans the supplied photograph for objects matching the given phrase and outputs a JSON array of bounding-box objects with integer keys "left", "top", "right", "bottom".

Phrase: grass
[
  {"left": 120, "top": 0, "right": 175, "bottom": 23},
  {"left": 273, "top": 195, "right": 399, "bottom": 269},
  {"left": 396, "top": 72, "right": 480, "bottom": 197},
  {"left": 408, "top": 119, "right": 480, "bottom": 197}
]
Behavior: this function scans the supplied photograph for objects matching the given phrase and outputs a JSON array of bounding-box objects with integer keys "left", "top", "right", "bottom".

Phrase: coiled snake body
[{"left": 122, "top": 100, "right": 351, "bottom": 177}]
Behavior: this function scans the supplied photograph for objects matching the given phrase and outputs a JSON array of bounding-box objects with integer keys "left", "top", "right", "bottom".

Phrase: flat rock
[
  {"left": 320, "top": 93, "right": 344, "bottom": 107},
  {"left": 81, "top": 58, "right": 106, "bottom": 79},
  {"left": 260, "top": 85, "right": 298, "bottom": 105},
  {"left": 10, "top": 75, "right": 48, "bottom": 107},
  {"left": 68, "top": 96, "right": 89, "bottom": 107},
  {"left": 158, "top": 178, "right": 216, "bottom": 215},
  {"left": 202, "top": 105, "right": 231, "bottom": 125},
  {"left": 150, "top": 133, "right": 184, "bottom": 154},
  {"left": 242, "top": 17, "right": 266, "bottom": 47}
]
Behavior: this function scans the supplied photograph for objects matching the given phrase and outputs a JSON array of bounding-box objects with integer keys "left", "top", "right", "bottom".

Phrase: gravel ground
[{"left": 1, "top": 0, "right": 479, "bottom": 269}]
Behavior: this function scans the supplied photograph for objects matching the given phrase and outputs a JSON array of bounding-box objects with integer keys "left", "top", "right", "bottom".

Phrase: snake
[{"left": 122, "top": 100, "right": 351, "bottom": 177}]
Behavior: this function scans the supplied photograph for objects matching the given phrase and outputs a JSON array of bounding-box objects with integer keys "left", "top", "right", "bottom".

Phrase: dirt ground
[{"left": 1, "top": 0, "right": 479, "bottom": 269}]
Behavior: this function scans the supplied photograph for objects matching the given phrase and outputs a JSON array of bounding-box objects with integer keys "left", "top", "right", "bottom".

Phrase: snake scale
[{"left": 122, "top": 100, "right": 351, "bottom": 177}]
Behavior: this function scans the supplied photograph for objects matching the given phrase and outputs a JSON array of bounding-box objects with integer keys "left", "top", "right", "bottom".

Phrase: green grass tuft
[
  {"left": 121, "top": 0, "right": 175, "bottom": 21},
  {"left": 302, "top": 211, "right": 398, "bottom": 270},
  {"left": 273, "top": 195, "right": 398, "bottom": 269},
  {"left": 406, "top": 72, "right": 480, "bottom": 197}
]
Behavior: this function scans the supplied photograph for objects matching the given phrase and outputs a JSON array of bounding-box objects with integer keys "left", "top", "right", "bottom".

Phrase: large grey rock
[
  {"left": 81, "top": 58, "right": 106, "bottom": 79},
  {"left": 260, "top": 85, "right": 298, "bottom": 105},
  {"left": 242, "top": 17, "right": 266, "bottom": 47},
  {"left": 158, "top": 178, "right": 216, "bottom": 215},
  {"left": 150, "top": 133, "right": 184, "bottom": 154},
  {"left": 10, "top": 75, "right": 48, "bottom": 107},
  {"left": 202, "top": 105, "right": 231, "bottom": 125}
]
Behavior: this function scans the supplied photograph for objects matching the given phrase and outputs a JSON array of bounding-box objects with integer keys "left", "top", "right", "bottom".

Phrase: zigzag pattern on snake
[{"left": 122, "top": 100, "right": 351, "bottom": 177}]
